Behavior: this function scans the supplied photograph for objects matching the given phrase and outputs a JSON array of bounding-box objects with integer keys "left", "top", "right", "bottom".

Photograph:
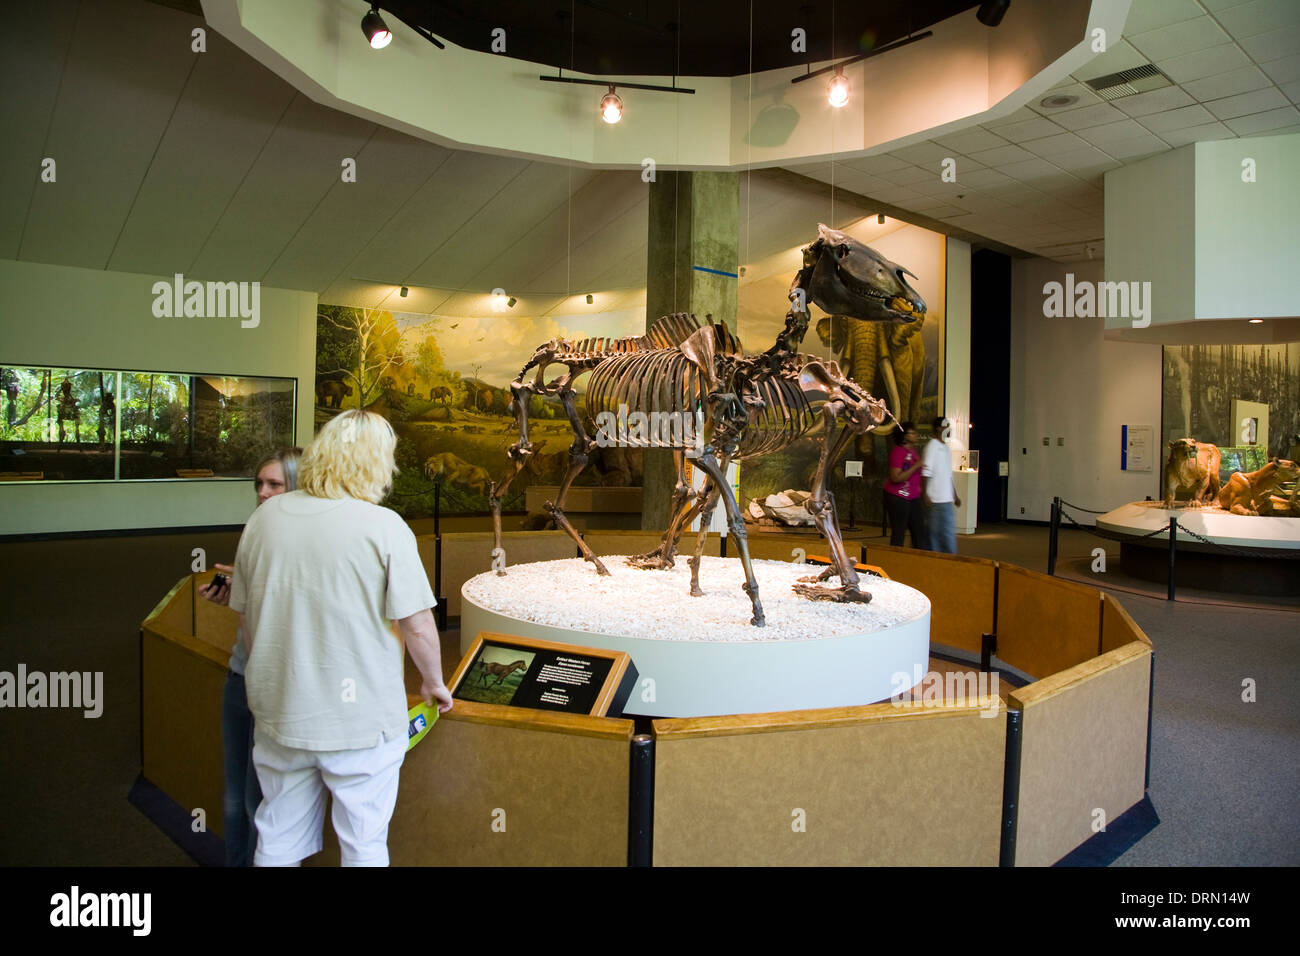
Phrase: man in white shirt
[
  {"left": 922, "top": 415, "right": 962, "bottom": 554},
  {"left": 230, "top": 410, "right": 452, "bottom": 867}
]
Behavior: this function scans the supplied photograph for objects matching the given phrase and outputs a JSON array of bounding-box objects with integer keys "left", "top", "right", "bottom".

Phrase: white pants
[{"left": 251, "top": 727, "right": 406, "bottom": 867}]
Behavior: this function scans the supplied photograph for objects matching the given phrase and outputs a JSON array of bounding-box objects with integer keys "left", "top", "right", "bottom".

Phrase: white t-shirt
[
  {"left": 229, "top": 490, "right": 436, "bottom": 751},
  {"left": 921, "top": 439, "right": 956, "bottom": 504}
]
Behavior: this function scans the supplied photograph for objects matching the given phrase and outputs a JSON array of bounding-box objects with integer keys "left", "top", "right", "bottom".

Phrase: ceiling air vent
[{"left": 1084, "top": 64, "right": 1172, "bottom": 101}]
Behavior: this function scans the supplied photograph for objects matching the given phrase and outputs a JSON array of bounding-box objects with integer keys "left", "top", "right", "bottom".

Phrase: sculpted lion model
[
  {"left": 1163, "top": 439, "right": 1221, "bottom": 508},
  {"left": 1217, "top": 459, "right": 1300, "bottom": 515}
]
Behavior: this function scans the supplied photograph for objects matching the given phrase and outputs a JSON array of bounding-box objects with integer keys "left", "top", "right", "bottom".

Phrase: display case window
[{"left": 0, "top": 365, "right": 295, "bottom": 482}]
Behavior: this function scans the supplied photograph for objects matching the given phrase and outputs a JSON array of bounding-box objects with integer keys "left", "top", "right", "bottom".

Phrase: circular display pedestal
[
  {"left": 461, "top": 555, "right": 931, "bottom": 718},
  {"left": 1097, "top": 502, "right": 1300, "bottom": 596}
]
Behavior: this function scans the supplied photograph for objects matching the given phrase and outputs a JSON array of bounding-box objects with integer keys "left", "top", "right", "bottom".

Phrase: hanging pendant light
[
  {"left": 600, "top": 86, "right": 623, "bottom": 124},
  {"left": 828, "top": 67, "right": 849, "bottom": 108}
]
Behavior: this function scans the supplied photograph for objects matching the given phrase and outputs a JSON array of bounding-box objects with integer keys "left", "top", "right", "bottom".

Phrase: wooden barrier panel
[
  {"left": 1102, "top": 593, "right": 1152, "bottom": 653},
  {"left": 653, "top": 703, "right": 1005, "bottom": 866},
  {"left": 862, "top": 544, "right": 996, "bottom": 655},
  {"left": 996, "top": 566, "right": 1102, "bottom": 679},
  {"left": 141, "top": 635, "right": 228, "bottom": 838},
  {"left": 744, "top": 530, "right": 874, "bottom": 563},
  {"left": 582, "top": 529, "right": 722, "bottom": 559},
  {"left": 439, "top": 531, "right": 574, "bottom": 618},
  {"left": 1009, "top": 642, "right": 1152, "bottom": 866},
  {"left": 309, "top": 700, "right": 633, "bottom": 866}
]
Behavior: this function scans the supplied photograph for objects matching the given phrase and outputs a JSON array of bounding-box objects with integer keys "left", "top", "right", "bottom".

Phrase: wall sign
[{"left": 1121, "top": 424, "right": 1153, "bottom": 472}]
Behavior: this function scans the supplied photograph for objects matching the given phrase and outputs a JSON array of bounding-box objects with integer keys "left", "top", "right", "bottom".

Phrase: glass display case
[
  {"left": 957, "top": 449, "right": 979, "bottom": 473},
  {"left": 1, "top": 364, "right": 295, "bottom": 482}
]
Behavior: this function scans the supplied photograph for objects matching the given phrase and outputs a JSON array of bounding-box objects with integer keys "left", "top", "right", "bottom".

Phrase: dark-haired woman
[
  {"left": 882, "top": 423, "right": 926, "bottom": 549},
  {"left": 199, "top": 447, "right": 302, "bottom": 867}
]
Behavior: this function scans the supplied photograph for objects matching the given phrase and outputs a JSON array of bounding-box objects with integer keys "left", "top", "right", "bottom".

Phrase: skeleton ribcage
[{"left": 584, "top": 350, "right": 819, "bottom": 460}]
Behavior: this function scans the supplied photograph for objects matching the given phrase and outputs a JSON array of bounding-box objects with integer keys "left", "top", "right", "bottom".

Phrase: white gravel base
[{"left": 462, "top": 555, "right": 929, "bottom": 643}]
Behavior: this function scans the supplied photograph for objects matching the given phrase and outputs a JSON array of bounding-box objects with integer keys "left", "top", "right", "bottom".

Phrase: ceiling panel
[
  {"left": 107, "top": 32, "right": 297, "bottom": 277},
  {"left": 262, "top": 128, "right": 454, "bottom": 291},
  {"left": 188, "top": 95, "right": 376, "bottom": 283},
  {"left": 1128, "top": 17, "right": 1231, "bottom": 62},
  {"left": 19, "top": 0, "right": 200, "bottom": 269},
  {"left": 0, "top": 1, "right": 79, "bottom": 260}
]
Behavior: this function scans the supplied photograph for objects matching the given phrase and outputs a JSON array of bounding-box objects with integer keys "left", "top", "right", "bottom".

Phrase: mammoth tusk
[{"left": 877, "top": 354, "right": 901, "bottom": 435}]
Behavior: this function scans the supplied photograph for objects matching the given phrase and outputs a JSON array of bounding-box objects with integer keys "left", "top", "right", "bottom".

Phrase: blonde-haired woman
[
  {"left": 230, "top": 410, "right": 451, "bottom": 866},
  {"left": 200, "top": 446, "right": 302, "bottom": 867}
]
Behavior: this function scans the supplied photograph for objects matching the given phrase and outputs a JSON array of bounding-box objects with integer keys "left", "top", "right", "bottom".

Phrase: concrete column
[{"left": 641, "top": 171, "right": 740, "bottom": 530}]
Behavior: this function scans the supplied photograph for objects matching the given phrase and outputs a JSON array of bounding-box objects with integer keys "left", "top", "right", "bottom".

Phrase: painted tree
[{"left": 317, "top": 306, "right": 405, "bottom": 408}]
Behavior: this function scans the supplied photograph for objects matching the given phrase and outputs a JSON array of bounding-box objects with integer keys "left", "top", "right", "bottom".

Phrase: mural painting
[{"left": 314, "top": 305, "right": 647, "bottom": 518}]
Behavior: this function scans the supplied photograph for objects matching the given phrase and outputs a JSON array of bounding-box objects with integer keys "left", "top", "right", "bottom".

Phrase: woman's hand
[
  {"left": 423, "top": 679, "right": 454, "bottom": 714},
  {"left": 198, "top": 563, "right": 234, "bottom": 606}
]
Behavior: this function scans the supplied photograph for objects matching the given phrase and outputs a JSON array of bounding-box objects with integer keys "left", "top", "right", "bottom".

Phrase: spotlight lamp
[
  {"left": 399, "top": 286, "right": 408, "bottom": 297},
  {"left": 507, "top": 296, "right": 518, "bottom": 308},
  {"left": 976, "top": 0, "right": 1010, "bottom": 27},
  {"left": 362, "top": 5, "right": 392, "bottom": 49},
  {"left": 827, "top": 68, "right": 850, "bottom": 108},
  {"left": 585, "top": 294, "right": 594, "bottom": 304},
  {"left": 878, "top": 213, "right": 886, "bottom": 225},
  {"left": 600, "top": 86, "right": 623, "bottom": 124}
]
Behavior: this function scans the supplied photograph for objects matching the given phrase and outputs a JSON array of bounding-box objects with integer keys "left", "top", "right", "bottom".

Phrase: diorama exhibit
[{"left": 1, "top": 0, "right": 1297, "bottom": 909}]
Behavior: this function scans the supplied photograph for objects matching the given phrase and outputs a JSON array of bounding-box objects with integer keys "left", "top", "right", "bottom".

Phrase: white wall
[
  {"left": 1195, "top": 134, "right": 1300, "bottom": 320},
  {"left": 1103, "top": 146, "right": 1196, "bottom": 329},
  {"left": 1009, "top": 257, "right": 1163, "bottom": 521},
  {"left": 0, "top": 258, "right": 317, "bottom": 535}
]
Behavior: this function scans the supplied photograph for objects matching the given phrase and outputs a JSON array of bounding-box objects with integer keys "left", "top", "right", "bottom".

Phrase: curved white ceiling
[{"left": 202, "top": 0, "right": 1131, "bottom": 170}]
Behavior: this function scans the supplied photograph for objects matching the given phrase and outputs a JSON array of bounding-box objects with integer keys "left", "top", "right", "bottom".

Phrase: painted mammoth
[
  {"left": 315, "top": 379, "right": 352, "bottom": 408},
  {"left": 816, "top": 314, "right": 924, "bottom": 441}
]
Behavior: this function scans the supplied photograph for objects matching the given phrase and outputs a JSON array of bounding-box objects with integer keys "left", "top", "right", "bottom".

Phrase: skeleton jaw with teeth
[{"left": 806, "top": 223, "right": 926, "bottom": 323}]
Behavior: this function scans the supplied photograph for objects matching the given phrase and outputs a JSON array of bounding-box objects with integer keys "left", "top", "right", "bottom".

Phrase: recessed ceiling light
[
  {"left": 1040, "top": 94, "right": 1078, "bottom": 109},
  {"left": 1249, "top": 318, "right": 1263, "bottom": 324}
]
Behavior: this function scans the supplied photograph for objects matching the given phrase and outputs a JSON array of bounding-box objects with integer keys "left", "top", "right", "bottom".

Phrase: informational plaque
[
  {"left": 1121, "top": 424, "right": 1153, "bottom": 472},
  {"left": 449, "top": 632, "right": 637, "bottom": 717}
]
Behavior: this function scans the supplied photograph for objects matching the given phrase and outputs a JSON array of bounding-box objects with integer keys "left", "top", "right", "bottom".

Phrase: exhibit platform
[
  {"left": 461, "top": 555, "right": 931, "bottom": 717},
  {"left": 140, "top": 536, "right": 1154, "bottom": 867},
  {"left": 1096, "top": 502, "right": 1300, "bottom": 596}
]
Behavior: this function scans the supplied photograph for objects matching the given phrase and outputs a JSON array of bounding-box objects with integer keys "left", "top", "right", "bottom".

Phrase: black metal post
[
  {"left": 981, "top": 632, "right": 996, "bottom": 674},
  {"left": 1145, "top": 651, "right": 1155, "bottom": 791},
  {"left": 1167, "top": 516, "right": 1177, "bottom": 601},
  {"left": 1047, "top": 496, "right": 1061, "bottom": 575},
  {"left": 1000, "top": 709, "right": 1022, "bottom": 867},
  {"left": 628, "top": 733, "right": 655, "bottom": 867}
]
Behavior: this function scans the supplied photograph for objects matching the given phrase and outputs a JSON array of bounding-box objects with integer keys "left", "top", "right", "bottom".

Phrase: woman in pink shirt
[{"left": 883, "top": 422, "right": 927, "bottom": 549}]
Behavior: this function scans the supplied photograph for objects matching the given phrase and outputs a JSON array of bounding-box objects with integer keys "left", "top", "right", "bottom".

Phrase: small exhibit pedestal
[
  {"left": 954, "top": 469, "right": 979, "bottom": 534},
  {"left": 461, "top": 556, "right": 931, "bottom": 718}
]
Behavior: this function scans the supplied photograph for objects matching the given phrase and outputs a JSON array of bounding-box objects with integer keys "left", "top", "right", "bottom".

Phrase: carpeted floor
[{"left": 0, "top": 522, "right": 1294, "bottom": 866}]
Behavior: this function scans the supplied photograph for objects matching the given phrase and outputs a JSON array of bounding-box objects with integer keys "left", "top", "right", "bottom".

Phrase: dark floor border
[
  {"left": 1, "top": 524, "right": 246, "bottom": 544},
  {"left": 1053, "top": 794, "right": 1160, "bottom": 867},
  {"left": 929, "top": 644, "right": 1030, "bottom": 689},
  {"left": 127, "top": 773, "right": 225, "bottom": 868}
]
